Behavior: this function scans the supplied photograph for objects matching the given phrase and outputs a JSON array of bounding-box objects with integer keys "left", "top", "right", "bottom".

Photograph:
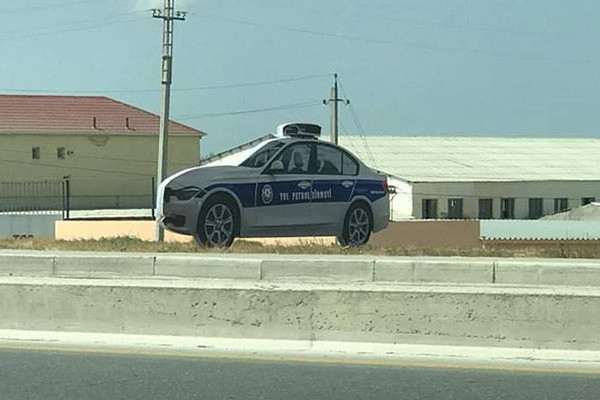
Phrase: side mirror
[{"left": 268, "top": 160, "right": 284, "bottom": 173}]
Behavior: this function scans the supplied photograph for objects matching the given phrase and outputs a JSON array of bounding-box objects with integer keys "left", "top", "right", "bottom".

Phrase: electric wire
[
  {"left": 190, "top": 13, "right": 600, "bottom": 66},
  {"left": 0, "top": 73, "right": 332, "bottom": 95},
  {"left": 337, "top": 79, "right": 377, "bottom": 168},
  {"left": 0, "top": 12, "right": 146, "bottom": 42},
  {"left": 2, "top": 0, "right": 97, "bottom": 16},
  {"left": 0, "top": 157, "right": 153, "bottom": 177},
  {"left": 0, "top": 146, "right": 192, "bottom": 167},
  {"left": 173, "top": 101, "right": 322, "bottom": 120}
]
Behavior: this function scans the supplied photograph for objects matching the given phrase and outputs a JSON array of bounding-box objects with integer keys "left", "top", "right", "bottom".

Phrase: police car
[{"left": 157, "top": 123, "right": 389, "bottom": 247}]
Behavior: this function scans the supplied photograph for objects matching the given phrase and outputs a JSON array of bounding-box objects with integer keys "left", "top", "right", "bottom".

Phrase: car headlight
[{"left": 165, "top": 186, "right": 204, "bottom": 202}]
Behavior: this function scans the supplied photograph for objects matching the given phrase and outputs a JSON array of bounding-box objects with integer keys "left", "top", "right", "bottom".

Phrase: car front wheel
[
  {"left": 338, "top": 203, "right": 372, "bottom": 247},
  {"left": 194, "top": 195, "right": 238, "bottom": 247}
]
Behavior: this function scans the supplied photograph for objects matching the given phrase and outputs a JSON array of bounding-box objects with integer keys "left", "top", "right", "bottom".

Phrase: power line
[
  {"left": 192, "top": 13, "right": 600, "bottom": 66},
  {"left": 223, "top": 0, "right": 586, "bottom": 40},
  {"left": 0, "top": 14, "right": 146, "bottom": 42},
  {"left": 338, "top": 118, "right": 361, "bottom": 156},
  {"left": 2, "top": 0, "right": 97, "bottom": 16},
  {"left": 0, "top": 73, "right": 332, "bottom": 95},
  {"left": 0, "top": 157, "right": 153, "bottom": 177},
  {"left": 337, "top": 80, "right": 377, "bottom": 168},
  {"left": 172, "top": 73, "right": 332, "bottom": 92},
  {"left": 0, "top": 146, "right": 192, "bottom": 167},
  {"left": 173, "top": 101, "right": 322, "bottom": 120}
]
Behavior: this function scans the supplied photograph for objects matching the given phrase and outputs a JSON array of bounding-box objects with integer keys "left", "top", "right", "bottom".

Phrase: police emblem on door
[{"left": 261, "top": 184, "right": 274, "bottom": 205}]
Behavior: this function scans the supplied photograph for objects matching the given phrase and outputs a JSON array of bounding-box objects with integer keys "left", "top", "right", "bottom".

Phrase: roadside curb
[{"left": 1, "top": 329, "right": 599, "bottom": 374}]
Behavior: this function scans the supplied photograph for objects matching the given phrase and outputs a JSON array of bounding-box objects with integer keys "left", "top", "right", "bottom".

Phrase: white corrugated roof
[{"left": 339, "top": 136, "right": 600, "bottom": 182}]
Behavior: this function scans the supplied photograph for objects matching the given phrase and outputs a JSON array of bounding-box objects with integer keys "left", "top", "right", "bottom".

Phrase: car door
[
  {"left": 310, "top": 144, "right": 359, "bottom": 232},
  {"left": 252, "top": 142, "right": 315, "bottom": 234}
]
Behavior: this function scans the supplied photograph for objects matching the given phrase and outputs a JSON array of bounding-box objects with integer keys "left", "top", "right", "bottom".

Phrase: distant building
[
  {"left": 194, "top": 133, "right": 600, "bottom": 222},
  {"left": 200, "top": 134, "right": 275, "bottom": 167},
  {"left": 0, "top": 95, "right": 205, "bottom": 210},
  {"left": 339, "top": 136, "right": 600, "bottom": 221}
]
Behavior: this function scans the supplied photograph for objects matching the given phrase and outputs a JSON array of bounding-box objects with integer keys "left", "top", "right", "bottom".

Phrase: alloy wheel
[
  {"left": 204, "top": 203, "right": 234, "bottom": 247},
  {"left": 348, "top": 208, "right": 370, "bottom": 245}
]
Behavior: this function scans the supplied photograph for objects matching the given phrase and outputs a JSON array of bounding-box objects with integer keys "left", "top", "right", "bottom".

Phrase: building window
[
  {"left": 31, "top": 147, "right": 40, "bottom": 159},
  {"left": 422, "top": 199, "right": 438, "bottom": 219},
  {"left": 57, "top": 147, "right": 66, "bottom": 159},
  {"left": 447, "top": 198, "right": 463, "bottom": 219},
  {"left": 582, "top": 197, "right": 596, "bottom": 206},
  {"left": 500, "top": 198, "right": 515, "bottom": 219},
  {"left": 554, "top": 198, "right": 569, "bottom": 213},
  {"left": 479, "top": 198, "right": 493, "bottom": 219},
  {"left": 528, "top": 198, "right": 544, "bottom": 219}
]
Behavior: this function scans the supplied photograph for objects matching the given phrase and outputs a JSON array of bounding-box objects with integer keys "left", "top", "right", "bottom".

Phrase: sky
[{"left": 1, "top": 0, "right": 600, "bottom": 154}]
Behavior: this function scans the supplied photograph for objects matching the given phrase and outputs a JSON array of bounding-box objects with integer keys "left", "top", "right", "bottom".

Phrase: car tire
[
  {"left": 338, "top": 203, "right": 372, "bottom": 247},
  {"left": 194, "top": 195, "right": 238, "bottom": 247}
]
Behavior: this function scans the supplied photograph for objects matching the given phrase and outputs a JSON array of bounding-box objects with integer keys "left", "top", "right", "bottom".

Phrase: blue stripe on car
[
  {"left": 204, "top": 183, "right": 256, "bottom": 208},
  {"left": 203, "top": 179, "right": 385, "bottom": 208}
]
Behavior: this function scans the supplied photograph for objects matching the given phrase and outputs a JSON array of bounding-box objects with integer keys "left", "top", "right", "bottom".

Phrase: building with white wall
[{"left": 339, "top": 136, "right": 600, "bottom": 221}]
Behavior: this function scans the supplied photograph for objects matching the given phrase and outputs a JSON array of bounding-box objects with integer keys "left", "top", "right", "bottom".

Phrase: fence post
[
  {"left": 151, "top": 176, "right": 156, "bottom": 219},
  {"left": 65, "top": 178, "right": 71, "bottom": 220}
]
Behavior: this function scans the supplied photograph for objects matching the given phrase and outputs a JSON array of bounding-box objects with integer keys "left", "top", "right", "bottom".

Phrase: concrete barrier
[
  {"left": 0, "top": 214, "right": 60, "bottom": 239},
  {"left": 53, "top": 254, "right": 155, "bottom": 278},
  {"left": 261, "top": 257, "right": 373, "bottom": 283},
  {"left": 496, "top": 259, "right": 600, "bottom": 287},
  {"left": 374, "top": 258, "right": 494, "bottom": 284},
  {"left": 154, "top": 255, "right": 261, "bottom": 280},
  {"left": 0, "top": 253, "right": 54, "bottom": 277},
  {"left": 1, "top": 277, "right": 599, "bottom": 350},
  {"left": 2, "top": 251, "right": 600, "bottom": 287}
]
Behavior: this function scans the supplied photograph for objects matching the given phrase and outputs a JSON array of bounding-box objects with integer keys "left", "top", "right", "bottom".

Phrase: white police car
[{"left": 157, "top": 123, "right": 389, "bottom": 247}]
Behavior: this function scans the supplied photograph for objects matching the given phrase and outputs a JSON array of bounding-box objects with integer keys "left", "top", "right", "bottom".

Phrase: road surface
[{"left": 0, "top": 348, "right": 599, "bottom": 400}]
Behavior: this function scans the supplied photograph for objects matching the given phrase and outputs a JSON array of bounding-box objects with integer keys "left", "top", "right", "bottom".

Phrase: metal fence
[
  {"left": 480, "top": 220, "right": 600, "bottom": 240},
  {"left": 0, "top": 180, "right": 67, "bottom": 216}
]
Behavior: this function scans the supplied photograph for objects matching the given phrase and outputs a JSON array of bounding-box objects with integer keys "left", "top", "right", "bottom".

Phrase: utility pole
[
  {"left": 323, "top": 73, "right": 349, "bottom": 145},
  {"left": 152, "top": 0, "right": 186, "bottom": 242}
]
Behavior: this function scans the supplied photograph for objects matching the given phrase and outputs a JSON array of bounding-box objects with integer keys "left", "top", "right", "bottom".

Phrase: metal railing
[{"left": 0, "top": 180, "right": 66, "bottom": 216}]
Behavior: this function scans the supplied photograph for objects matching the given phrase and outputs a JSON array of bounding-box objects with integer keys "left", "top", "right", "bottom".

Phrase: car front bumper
[{"left": 159, "top": 199, "right": 203, "bottom": 236}]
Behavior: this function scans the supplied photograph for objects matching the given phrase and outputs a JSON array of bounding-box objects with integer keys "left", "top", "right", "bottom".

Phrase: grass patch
[{"left": 0, "top": 236, "right": 599, "bottom": 258}]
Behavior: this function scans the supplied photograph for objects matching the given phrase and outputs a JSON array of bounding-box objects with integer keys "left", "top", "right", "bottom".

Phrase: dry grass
[{"left": 0, "top": 236, "right": 599, "bottom": 258}]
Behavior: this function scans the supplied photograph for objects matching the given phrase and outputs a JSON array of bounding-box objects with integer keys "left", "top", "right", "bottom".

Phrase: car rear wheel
[
  {"left": 338, "top": 203, "right": 372, "bottom": 247},
  {"left": 194, "top": 195, "right": 238, "bottom": 247}
]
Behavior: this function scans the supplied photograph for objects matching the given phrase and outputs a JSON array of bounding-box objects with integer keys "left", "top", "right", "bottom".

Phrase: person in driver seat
[{"left": 290, "top": 151, "right": 306, "bottom": 173}]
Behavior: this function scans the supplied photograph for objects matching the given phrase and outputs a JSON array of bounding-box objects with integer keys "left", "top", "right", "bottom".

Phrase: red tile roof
[{"left": 0, "top": 95, "right": 205, "bottom": 135}]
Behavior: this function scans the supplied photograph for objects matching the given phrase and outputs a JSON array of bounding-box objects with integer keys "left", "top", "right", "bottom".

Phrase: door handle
[
  {"left": 297, "top": 181, "right": 311, "bottom": 190},
  {"left": 341, "top": 180, "right": 354, "bottom": 188}
]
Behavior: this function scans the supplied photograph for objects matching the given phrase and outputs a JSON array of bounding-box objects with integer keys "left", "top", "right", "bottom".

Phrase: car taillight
[{"left": 382, "top": 180, "right": 396, "bottom": 194}]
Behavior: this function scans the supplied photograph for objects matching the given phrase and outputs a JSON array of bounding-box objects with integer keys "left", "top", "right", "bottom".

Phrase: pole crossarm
[{"left": 152, "top": 9, "right": 187, "bottom": 20}]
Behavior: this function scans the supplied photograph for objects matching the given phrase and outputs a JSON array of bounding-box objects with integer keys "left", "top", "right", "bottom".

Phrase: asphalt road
[{"left": 0, "top": 349, "right": 599, "bottom": 400}]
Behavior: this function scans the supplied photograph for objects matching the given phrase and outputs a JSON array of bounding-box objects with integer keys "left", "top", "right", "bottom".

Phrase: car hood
[
  {"left": 167, "top": 165, "right": 261, "bottom": 189},
  {"left": 155, "top": 165, "right": 261, "bottom": 217}
]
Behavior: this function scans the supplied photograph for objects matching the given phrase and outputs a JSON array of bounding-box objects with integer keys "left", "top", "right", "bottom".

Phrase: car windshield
[{"left": 240, "top": 140, "right": 285, "bottom": 168}]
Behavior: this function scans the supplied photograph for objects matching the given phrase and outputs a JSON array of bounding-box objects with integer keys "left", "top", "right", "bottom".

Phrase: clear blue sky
[{"left": 1, "top": 0, "right": 599, "bottom": 154}]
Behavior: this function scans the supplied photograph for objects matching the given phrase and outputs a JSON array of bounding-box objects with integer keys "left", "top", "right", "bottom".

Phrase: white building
[{"left": 339, "top": 136, "right": 600, "bottom": 221}]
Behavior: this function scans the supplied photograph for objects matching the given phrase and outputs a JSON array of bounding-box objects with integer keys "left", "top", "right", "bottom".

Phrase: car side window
[
  {"left": 269, "top": 143, "right": 312, "bottom": 174},
  {"left": 240, "top": 141, "right": 285, "bottom": 168},
  {"left": 316, "top": 145, "right": 342, "bottom": 175},
  {"left": 342, "top": 153, "right": 359, "bottom": 176}
]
